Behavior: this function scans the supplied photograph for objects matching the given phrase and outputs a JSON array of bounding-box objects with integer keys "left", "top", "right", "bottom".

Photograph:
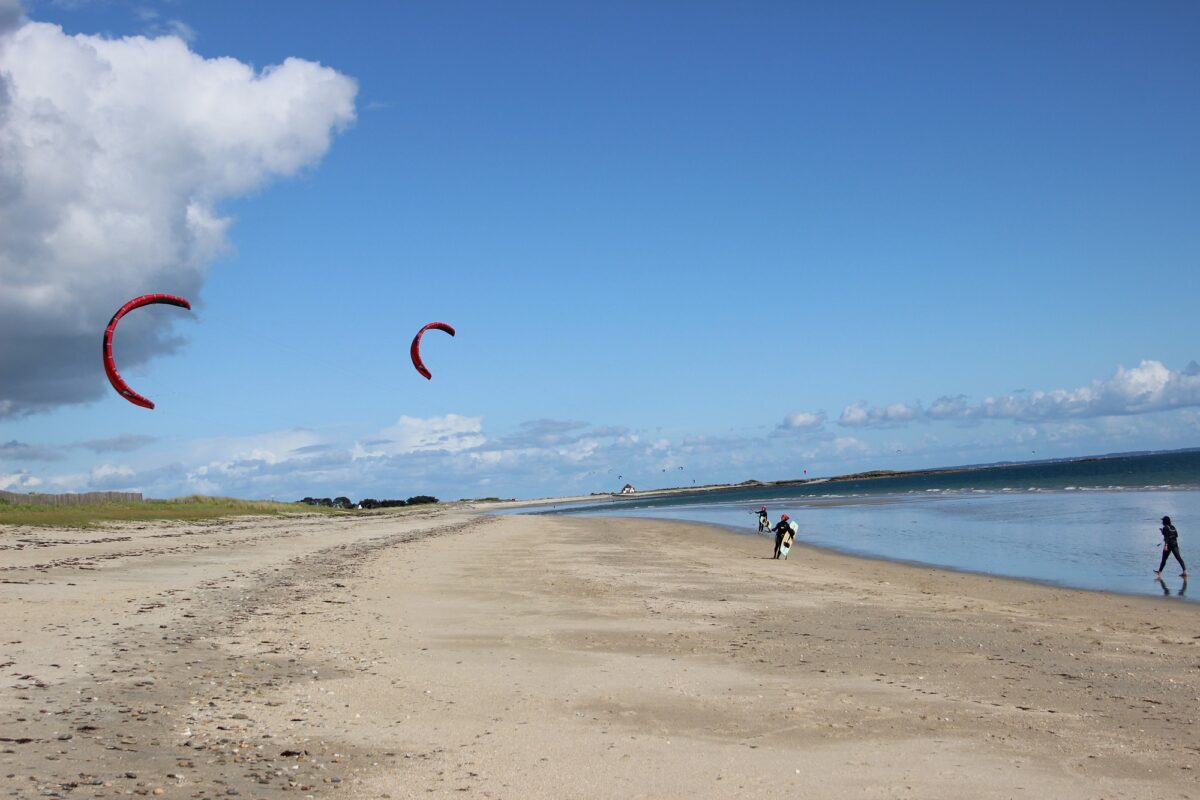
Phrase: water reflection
[{"left": 1156, "top": 577, "right": 1188, "bottom": 597}]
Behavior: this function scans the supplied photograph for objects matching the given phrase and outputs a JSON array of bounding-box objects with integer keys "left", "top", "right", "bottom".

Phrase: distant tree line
[{"left": 298, "top": 495, "right": 439, "bottom": 510}]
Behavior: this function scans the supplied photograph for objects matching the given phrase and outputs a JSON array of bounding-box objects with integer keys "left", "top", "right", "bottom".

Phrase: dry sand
[{"left": 2, "top": 509, "right": 1197, "bottom": 799}]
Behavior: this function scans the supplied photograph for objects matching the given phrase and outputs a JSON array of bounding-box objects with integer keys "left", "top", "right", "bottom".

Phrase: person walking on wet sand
[
  {"left": 757, "top": 506, "right": 770, "bottom": 533},
  {"left": 1155, "top": 516, "right": 1188, "bottom": 578},
  {"left": 772, "top": 514, "right": 791, "bottom": 559}
]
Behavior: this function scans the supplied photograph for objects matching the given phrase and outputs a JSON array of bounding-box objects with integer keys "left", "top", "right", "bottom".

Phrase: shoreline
[
  {"left": 604, "top": 513, "right": 1197, "bottom": 609},
  {"left": 526, "top": 486, "right": 1200, "bottom": 605},
  {"left": 494, "top": 446, "right": 1200, "bottom": 509},
  {"left": 2, "top": 510, "right": 1197, "bottom": 798}
]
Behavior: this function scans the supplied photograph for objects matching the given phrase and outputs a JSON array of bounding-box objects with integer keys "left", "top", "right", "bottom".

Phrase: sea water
[{"left": 535, "top": 450, "right": 1200, "bottom": 603}]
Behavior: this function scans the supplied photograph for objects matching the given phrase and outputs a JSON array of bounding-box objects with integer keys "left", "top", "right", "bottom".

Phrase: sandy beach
[{"left": 2, "top": 509, "right": 1197, "bottom": 799}]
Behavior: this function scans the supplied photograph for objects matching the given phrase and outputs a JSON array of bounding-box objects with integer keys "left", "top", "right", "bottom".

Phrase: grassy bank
[{"left": 0, "top": 495, "right": 344, "bottom": 528}]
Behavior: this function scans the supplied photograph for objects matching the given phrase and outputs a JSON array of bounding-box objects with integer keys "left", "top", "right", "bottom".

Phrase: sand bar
[{"left": 2, "top": 509, "right": 1197, "bottom": 799}]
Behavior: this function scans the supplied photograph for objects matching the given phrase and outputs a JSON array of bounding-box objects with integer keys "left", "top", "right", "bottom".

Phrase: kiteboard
[{"left": 780, "top": 520, "right": 799, "bottom": 559}]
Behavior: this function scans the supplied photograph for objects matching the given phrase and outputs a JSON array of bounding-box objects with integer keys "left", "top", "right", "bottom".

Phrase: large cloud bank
[
  {"left": 0, "top": 15, "right": 356, "bottom": 417},
  {"left": 838, "top": 360, "right": 1200, "bottom": 428}
]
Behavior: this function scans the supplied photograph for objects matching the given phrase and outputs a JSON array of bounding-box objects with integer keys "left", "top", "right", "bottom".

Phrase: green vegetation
[
  {"left": 0, "top": 495, "right": 341, "bottom": 529},
  {"left": 300, "top": 495, "right": 440, "bottom": 509},
  {"left": 828, "top": 470, "right": 907, "bottom": 482}
]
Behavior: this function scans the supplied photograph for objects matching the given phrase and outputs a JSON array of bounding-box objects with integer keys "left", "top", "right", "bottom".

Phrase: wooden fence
[{"left": 0, "top": 490, "right": 143, "bottom": 506}]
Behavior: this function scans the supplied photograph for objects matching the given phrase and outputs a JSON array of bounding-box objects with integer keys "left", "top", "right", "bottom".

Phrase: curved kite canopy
[
  {"left": 102, "top": 293, "right": 191, "bottom": 409},
  {"left": 410, "top": 321, "right": 456, "bottom": 380}
]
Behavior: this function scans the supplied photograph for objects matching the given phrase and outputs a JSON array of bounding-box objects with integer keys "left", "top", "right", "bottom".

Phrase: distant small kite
[
  {"left": 410, "top": 322, "right": 456, "bottom": 380},
  {"left": 102, "top": 293, "right": 191, "bottom": 409}
]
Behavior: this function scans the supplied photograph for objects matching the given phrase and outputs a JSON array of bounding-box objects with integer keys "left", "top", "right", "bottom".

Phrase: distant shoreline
[{"left": 507, "top": 445, "right": 1200, "bottom": 506}]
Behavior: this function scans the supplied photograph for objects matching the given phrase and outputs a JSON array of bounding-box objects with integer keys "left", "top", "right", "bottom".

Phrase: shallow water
[{"left": 565, "top": 489, "right": 1198, "bottom": 602}]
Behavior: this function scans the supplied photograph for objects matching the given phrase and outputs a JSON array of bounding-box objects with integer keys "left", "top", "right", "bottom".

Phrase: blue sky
[{"left": 1, "top": 0, "right": 1198, "bottom": 501}]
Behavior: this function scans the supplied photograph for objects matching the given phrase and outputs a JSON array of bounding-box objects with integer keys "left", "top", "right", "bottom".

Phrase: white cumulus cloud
[
  {"left": 779, "top": 410, "right": 826, "bottom": 430},
  {"left": 839, "top": 360, "right": 1200, "bottom": 428},
  {"left": 833, "top": 436, "right": 868, "bottom": 455},
  {"left": 838, "top": 401, "right": 921, "bottom": 427},
  {"left": 356, "top": 414, "right": 487, "bottom": 458},
  {"left": 0, "top": 471, "right": 41, "bottom": 491},
  {"left": 89, "top": 462, "right": 136, "bottom": 489},
  {"left": 0, "top": 15, "right": 356, "bottom": 416},
  {"left": 184, "top": 428, "right": 327, "bottom": 467}
]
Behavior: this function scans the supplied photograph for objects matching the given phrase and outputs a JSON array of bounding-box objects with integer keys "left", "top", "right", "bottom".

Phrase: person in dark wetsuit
[
  {"left": 1155, "top": 516, "right": 1187, "bottom": 578},
  {"left": 757, "top": 506, "right": 770, "bottom": 533},
  {"left": 772, "top": 514, "right": 791, "bottom": 559}
]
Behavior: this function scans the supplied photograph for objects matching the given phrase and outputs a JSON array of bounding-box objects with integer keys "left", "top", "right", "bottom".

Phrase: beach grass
[{"left": 0, "top": 495, "right": 343, "bottom": 528}]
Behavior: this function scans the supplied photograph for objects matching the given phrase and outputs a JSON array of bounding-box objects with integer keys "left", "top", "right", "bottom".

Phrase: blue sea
[{"left": 528, "top": 450, "right": 1200, "bottom": 603}]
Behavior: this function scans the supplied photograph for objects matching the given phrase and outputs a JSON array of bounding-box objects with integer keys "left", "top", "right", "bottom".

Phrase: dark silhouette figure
[{"left": 1155, "top": 516, "right": 1187, "bottom": 578}]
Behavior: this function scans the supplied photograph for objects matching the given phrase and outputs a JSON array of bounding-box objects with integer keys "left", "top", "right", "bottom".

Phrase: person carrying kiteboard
[
  {"left": 757, "top": 506, "right": 770, "bottom": 533},
  {"left": 772, "top": 514, "right": 794, "bottom": 559},
  {"left": 778, "top": 516, "right": 799, "bottom": 559},
  {"left": 777, "top": 515, "right": 796, "bottom": 561}
]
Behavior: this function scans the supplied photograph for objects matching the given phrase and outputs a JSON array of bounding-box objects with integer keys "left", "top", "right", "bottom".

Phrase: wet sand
[{"left": 2, "top": 510, "right": 1197, "bottom": 798}]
